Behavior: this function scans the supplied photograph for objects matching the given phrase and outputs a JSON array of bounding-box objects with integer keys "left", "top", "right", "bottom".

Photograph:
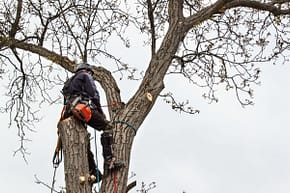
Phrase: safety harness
[{"left": 63, "top": 95, "right": 93, "bottom": 123}]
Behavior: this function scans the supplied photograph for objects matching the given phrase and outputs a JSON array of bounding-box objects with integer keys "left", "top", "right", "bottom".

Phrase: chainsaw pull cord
[{"left": 94, "top": 129, "right": 101, "bottom": 191}]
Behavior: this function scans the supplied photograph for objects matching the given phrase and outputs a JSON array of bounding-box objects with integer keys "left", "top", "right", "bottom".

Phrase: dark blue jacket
[{"left": 69, "top": 70, "right": 103, "bottom": 113}]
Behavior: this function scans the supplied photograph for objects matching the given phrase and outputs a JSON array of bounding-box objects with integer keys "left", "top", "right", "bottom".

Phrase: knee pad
[
  {"left": 101, "top": 132, "right": 113, "bottom": 146},
  {"left": 101, "top": 132, "right": 114, "bottom": 161}
]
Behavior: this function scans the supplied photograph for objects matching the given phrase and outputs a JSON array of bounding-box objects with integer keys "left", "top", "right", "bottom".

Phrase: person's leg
[
  {"left": 101, "top": 124, "right": 125, "bottom": 171},
  {"left": 87, "top": 110, "right": 107, "bottom": 131},
  {"left": 100, "top": 129, "right": 113, "bottom": 161},
  {"left": 87, "top": 110, "right": 124, "bottom": 171}
]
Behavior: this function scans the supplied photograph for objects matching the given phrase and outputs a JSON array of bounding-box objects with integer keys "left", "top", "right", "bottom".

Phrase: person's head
[{"left": 75, "top": 63, "right": 94, "bottom": 75}]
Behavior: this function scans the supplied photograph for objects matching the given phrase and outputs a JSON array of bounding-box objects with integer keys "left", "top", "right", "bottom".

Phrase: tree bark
[
  {"left": 57, "top": 117, "right": 92, "bottom": 193},
  {"left": 100, "top": 123, "right": 135, "bottom": 193}
]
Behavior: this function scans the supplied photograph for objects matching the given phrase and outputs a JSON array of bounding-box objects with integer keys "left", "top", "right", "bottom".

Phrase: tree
[{"left": 1, "top": 0, "right": 290, "bottom": 193}]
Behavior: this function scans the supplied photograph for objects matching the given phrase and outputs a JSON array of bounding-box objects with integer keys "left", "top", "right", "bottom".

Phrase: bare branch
[
  {"left": 9, "top": 0, "right": 22, "bottom": 37},
  {"left": 34, "top": 174, "right": 62, "bottom": 193},
  {"left": 146, "top": 0, "right": 156, "bottom": 55},
  {"left": 160, "top": 92, "right": 200, "bottom": 114}
]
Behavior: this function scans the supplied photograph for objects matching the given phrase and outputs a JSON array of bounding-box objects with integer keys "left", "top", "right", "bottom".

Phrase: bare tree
[{"left": 1, "top": 0, "right": 290, "bottom": 193}]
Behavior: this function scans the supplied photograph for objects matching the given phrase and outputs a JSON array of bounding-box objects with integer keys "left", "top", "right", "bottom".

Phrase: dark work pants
[
  {"left": 87, "top": 109, "right": 108, "bottom": 131},
  {"left": 87, "top": 108, "right": 115, "bottom": 162},
  {"left": 86, "top": 109, "right": 111, "bottom": 175},
  {"left": 62, "top": 105, "right": 108, "bottom": 131}
]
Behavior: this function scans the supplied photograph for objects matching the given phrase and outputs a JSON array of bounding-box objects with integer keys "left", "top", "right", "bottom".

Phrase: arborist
[{"left": 60, "top": 63, "right": 124, "bottom": 183}]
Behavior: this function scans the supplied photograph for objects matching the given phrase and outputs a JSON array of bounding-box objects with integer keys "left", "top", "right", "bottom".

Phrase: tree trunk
[
  {"left": 100, "top": 124, "right": 135, "bottom": 193},
  {"left": 57, "top": 117, "right": 92, "bottom": 193}
]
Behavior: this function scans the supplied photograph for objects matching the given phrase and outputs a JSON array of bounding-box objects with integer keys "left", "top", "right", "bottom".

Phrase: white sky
[
  {"left": 1, "top": 57, "right": 290, "bottom": 193},
  {"left": 1, "top": 10, "right": 290, "bottom": 193}
]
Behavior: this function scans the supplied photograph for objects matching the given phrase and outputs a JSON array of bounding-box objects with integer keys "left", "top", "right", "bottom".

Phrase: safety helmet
[{"left": 75, "top": 63, "right": 94, "bottom": 74}]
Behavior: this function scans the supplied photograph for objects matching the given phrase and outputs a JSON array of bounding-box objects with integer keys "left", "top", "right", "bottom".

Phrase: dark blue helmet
[{"left": 75, "top": 63, "right": 94, "bottom": 74}]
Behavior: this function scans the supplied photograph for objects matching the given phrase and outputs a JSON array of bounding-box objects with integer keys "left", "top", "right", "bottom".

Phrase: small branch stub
[
  {"left": 146, "top": 92, "right": 153, "bottom": 102},
  {"left": 79, "top": 176, "right": 86, "bottom": 184},
  {"left": 89, "top": 175, "right": 96, "bottom": 182}
]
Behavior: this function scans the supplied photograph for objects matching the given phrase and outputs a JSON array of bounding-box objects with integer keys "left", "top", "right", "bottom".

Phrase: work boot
[{"left": 101, "top": 129, "right": 124, "bottom": 174}]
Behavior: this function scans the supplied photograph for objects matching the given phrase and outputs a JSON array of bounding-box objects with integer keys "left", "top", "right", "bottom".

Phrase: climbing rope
[
  {"left": 51, "top": 166, "right": 58, "bottom": 193},
  {"left": 94, "top": 129, "right": 101, "bottom": 191},
  {"left": 112, "top": 120, "right": 137, "bottom": 135},
  {"left": 101, "top": 101, "right": 137, "bottom": 135},
  {"left": 51, "top": 133, "right": 62, "bottom": 193}
]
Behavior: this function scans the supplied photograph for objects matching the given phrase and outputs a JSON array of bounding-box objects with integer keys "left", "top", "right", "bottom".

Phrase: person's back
[
  {"left": 66, "top": 68, "right": 103, "bottom": 110},
  {"left": 69, "top": 71, "right": 96, "bottom": 98}
]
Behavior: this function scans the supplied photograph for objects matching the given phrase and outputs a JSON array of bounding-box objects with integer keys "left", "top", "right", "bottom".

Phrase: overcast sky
[
  {"left": 1, "top": 12, "right": 290, "bottom": 193},
  {"left": 1, "top": 57, "right": 290, "bottom": 193}
]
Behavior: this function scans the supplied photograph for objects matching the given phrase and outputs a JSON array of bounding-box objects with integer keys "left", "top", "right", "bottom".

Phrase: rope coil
[{"left": 112, "top": 120, "right": 137, "bottom": 135}]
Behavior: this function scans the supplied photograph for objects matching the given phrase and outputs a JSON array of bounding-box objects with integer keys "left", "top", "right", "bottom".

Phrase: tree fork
[{"left": 57, "top": 117, "right": 92, "bottom": 193}]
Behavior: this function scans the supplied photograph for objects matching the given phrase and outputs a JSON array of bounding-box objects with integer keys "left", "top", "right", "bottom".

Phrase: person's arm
[{"left": 83, "top": 74, "right": 104, "bottom": 114}]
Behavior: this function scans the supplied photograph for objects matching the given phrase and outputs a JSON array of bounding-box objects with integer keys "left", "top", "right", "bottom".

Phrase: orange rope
[{"left": 101, "top": 101, "right": 123, "bottom": 108}]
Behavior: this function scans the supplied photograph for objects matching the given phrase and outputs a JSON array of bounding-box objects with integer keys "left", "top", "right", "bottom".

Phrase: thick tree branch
[
  {"left": 224, "top": 0, "right": 290, "bottom": 16},
  {"left": 0, "top": 37, "right": 75, "bottom": 71},
  {"left": 183, "top": 0, "right": 231, "bottom": 30},
  {"left": 184, "top": 0, "right": 290, "bottom": 31},
  {"left": 125, "top": 2, "right": 189, "bottom": 131},
  {"left": 147, "top": 0, "right": 156, "bottom": 56},
  {"left": 168, "top": 0, "right": 184, "bottom": 25}
]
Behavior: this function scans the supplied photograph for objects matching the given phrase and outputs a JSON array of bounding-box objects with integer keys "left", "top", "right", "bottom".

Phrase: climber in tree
[{"left": 61, "top": 63, "right": 124, "bottom": 182}]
